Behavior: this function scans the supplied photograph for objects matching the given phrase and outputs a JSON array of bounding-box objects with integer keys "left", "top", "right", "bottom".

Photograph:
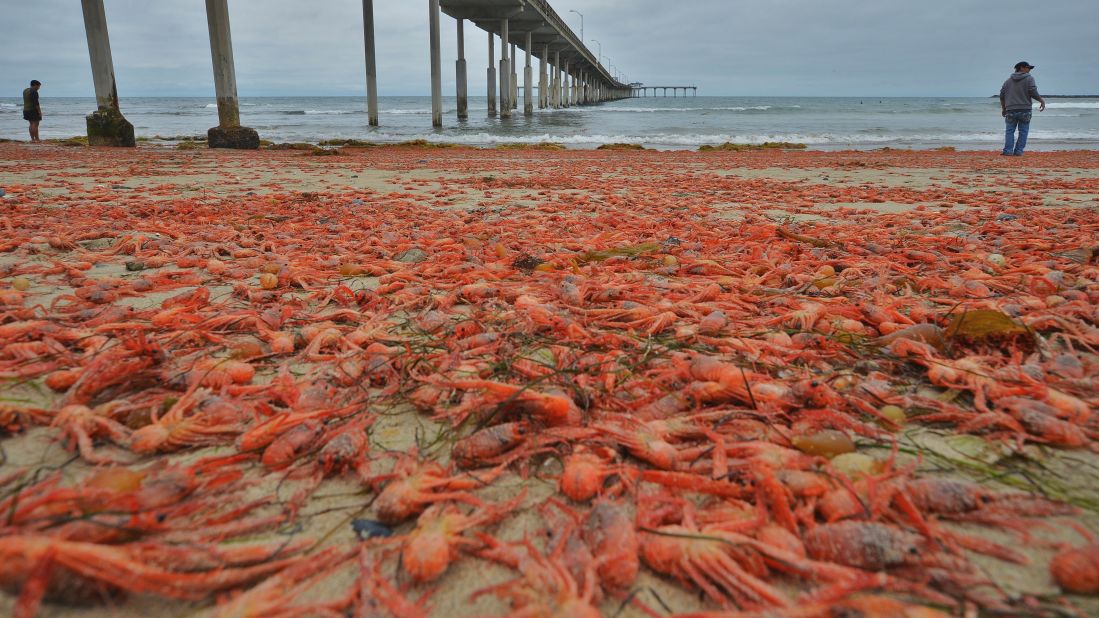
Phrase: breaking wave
[
  {"left": 348, "top": 130, "right": 1099, "bottom": 148},
  {"left": 570, "top": 105, "right": 792, "bottom": 113},
  {"left": 1046, "top": 101, "right": 1099, "bottom": 109},
  {"left": 280, "top": 109, "right": 361, "bottom": 115}
]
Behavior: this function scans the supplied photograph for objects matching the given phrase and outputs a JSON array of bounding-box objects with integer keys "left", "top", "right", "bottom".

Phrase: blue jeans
[{"left": 1004, "top": 110, "right": 1032, "bottom": 155}]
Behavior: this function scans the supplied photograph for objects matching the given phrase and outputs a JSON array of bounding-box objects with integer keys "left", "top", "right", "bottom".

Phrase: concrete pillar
[
  {"left": 204, "top": 0, "right": 258, "bottom": 148},
  {"left": 511, "top": 43, "right": 518, "bottom": 110},
  {"left": 566, "top": 65, "right": 573, "bottom": 106},
  {"left": 558, "top": 64, "right": 565, "bottom": 108},
  {"left": 552, "top": 52, "right": 561, "bottom": 108},
  {"left": 539, "top": 45, "right": 549, "bottom": 108},
  {"left": 429, "top": 0, "right": 442, "bottom": 127},
  {"left": 524, "top": 33, "right": 533, "bottom": 115},
  {"left": 499, "top": 19, "right": 511, "bottom": 119},
  {"left": 487, "top": 32, "right": 496, "bottom": 116},
  {"left": 561, "top": 62, "right": 569, "bottom": 108},
  {"left": 455, "top": 19, "right": 468, "bottom": 120},
  {"left": 363, "top": 0, "right": 379, "bottom": 126},
  {"left": 80, "top": 0, "right": 134, "bottom": 146}
]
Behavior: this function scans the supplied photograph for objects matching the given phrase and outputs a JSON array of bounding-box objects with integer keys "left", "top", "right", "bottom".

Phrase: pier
[
  {"left": 77, "top": 0, "right": 636, "bottom": 148},
  {"left": 632, "top": 86, "right": 698, "bottom": 97}
]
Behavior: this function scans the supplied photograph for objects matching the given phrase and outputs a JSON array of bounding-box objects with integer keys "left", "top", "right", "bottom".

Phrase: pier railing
[{"left": 524, "top": 0, "right": 622, "bottom": 87}]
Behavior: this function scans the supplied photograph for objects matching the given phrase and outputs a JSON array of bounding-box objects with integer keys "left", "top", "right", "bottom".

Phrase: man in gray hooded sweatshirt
[{"left": 999, "top": 62, "right": 1046, "bottom": 156}]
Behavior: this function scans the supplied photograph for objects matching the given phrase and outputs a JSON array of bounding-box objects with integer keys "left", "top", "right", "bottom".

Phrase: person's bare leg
[{"left": 29, "top": 121, "right": 40, "bottom": 143}]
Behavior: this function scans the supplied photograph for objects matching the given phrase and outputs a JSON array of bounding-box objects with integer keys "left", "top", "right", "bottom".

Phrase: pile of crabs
[{"left": 1, "top": 149, "right": 1098, "bottom": 617}]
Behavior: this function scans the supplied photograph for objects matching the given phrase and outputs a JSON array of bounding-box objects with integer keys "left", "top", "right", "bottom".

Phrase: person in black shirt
[{"left": 23, "top": 80, "right": 42, "bottom": 143}]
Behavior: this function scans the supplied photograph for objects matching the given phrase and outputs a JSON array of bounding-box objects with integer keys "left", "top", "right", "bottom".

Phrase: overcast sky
[{"left": 3, "top": 0, "right": 1096, "bottom": 98}]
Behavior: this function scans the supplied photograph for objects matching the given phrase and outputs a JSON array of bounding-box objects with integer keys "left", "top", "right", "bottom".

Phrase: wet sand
[{"left": 1, "top": 143, "right": 1098, "bottom": 617}]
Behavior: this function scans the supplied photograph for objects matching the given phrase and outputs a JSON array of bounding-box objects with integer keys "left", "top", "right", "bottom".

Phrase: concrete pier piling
[
  {"left": 561, "top": 62, "right": 569, "bottom": 108},
  {"left": 428, "top": 0, "right": 442, "bottom": 127},
  {"left": 499, "top": 19, "right": 511, "bottom": 119},
  {"left": 552, "top": 52, "right": 561, "bottom": 108},
  {"left": 363, "top": 0, "right": 379, "bottom": 126},
  {"left": 511, "top": 43, "right": 518, "bottom": 110},
  {"left": 487, "top": 32, "right": 497, "bottom": 116},
  {"left": 455, "top": 19, "right": 468, "bottom": 120},
  {"left": 433, "top": 0, "right": 635, "bottom": 110},
  {"left": 204, "top": 0, "right": 258, "bottom": 149},
  {"left": 539, "top": 45, "right": 549, "bottom": 109},
  {"left": 80, "top": 0, "right": 652, "bottom": 131},
  {"left": 80, "top": 0, "right": 134, "bottom": 146},
  {"left": 524, "top": 33, "right": 533, "bottom": 116}
]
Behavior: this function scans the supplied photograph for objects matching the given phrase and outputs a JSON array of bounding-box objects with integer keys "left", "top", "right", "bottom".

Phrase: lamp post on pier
[
  {"left": 569, "top": 10, "right": 583, "bottom": 42},
  {"left": 591, "top": 39, "right": 602, "bottom": 67}
]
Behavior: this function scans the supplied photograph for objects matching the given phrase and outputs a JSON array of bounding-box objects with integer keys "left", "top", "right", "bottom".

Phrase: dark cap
[
  {"left": 1014, "top": 61, "right": 1035, "bottom": 71},
  {"left": 30, "top": 79, "right": 41, "bottom": 86}
]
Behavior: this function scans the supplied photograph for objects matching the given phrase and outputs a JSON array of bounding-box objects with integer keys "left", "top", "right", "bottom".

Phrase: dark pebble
[{"left": 352, "top": 519, "right": 394, "bottom": 540}]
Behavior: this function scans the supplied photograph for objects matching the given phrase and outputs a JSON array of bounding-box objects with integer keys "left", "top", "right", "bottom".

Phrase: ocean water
[{"left": 1, "top": 95, "right": 1097, "bottom": 150}]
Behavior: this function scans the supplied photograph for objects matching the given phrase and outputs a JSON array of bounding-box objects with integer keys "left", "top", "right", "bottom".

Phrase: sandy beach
[{"left": 1, "top": 142, "right": 1098, "bottom": 617}]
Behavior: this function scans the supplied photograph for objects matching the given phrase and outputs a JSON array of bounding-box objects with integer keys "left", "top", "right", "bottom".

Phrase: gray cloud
[{"left": 2, "top": 0, "right": 1096, "bottom": 98}]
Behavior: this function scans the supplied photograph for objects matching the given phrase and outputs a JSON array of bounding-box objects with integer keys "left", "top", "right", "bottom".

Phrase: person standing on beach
[
  {"left": 999, "top": 62, "right": 1045, "bottom": 156},
  {"left": 22, "top": 80, "right": 42, "bottom": 143}
]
